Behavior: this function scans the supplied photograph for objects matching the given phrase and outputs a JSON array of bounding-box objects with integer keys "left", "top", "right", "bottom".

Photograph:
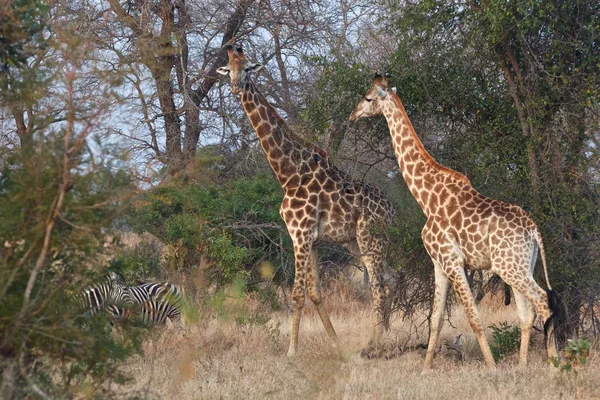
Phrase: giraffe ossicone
[
  {"left": 219, "top": 45, "right": 396, "bottom": 356},
  {"left": 350, "top": 73, "right": 564, "bottom": 372}
]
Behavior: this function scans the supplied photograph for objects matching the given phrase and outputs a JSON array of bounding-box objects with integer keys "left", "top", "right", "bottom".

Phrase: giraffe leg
[
  {"left": 306, "top": 248, "right": 339, "bottom": 346},
  {"left": 493, "top": 266, "right": 558, "bottom": 361},
  {"left": 445, "top": 262, "right": 496, "bottom": 369},
  {"left": 287, "top": 244, "right": 310, "bottom": 357},
  {"left": 356, "top": 234, "right": 387, "bottom": 347},
  {"left": 423, "top": 261, "right": 450, "bottom": 371},
  {"left": 512, "top": 288, "right": 536, "bottom": 366}
]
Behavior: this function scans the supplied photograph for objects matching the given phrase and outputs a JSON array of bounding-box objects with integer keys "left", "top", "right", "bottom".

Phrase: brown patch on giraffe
[
  {"left": 421, "top": 191, "right": 430, "bottom": 206},
  {"left": 295, "top": 187, "right": 308, "bottom": 199},
  {"left": 319, "top": 191, "right": 330, "bottom": 206},
  {"left": 439, "top": 218, "right": 450, "bottom": 229},
  {"left": 307, "top": 180, "right": 321, "bottom": 192},
  {"left": 450, "top": 211, "right": 462, "bottom": 228},
  {"left": 447, "top": 197, "right": 459, "bottom": 215},
  {"left": 285, "top": 175, "right": 300, "bottom": 190},
  {"left": 249, "top": 112, "right": 261, "bottom": 126},
  {"left": 322, "top": 179, "right": 335, "bottom": 192},
  {"left": 290, "top": 198, "right": 306, "bottom": 209},
  {"left": 258, "top": 106, "right": 268, "bottom": 121},
  {"left": 438, "top": 188, "right": 449, "bottom": 205}
]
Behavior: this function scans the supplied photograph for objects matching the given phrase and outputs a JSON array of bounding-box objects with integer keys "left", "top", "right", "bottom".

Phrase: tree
[
  {"left": 379, "top": 0, "right": 600, "bottom": 335},
  {"left": 0, "top": 1, "right": 144, "bottom": 397}
]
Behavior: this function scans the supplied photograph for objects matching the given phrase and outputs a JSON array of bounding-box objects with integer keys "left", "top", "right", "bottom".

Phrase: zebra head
[{"left": 106, "top": 271, "right": 133, "bottom": 306}]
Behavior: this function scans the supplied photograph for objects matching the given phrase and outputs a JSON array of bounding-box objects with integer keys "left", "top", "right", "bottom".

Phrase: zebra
[
  {"left": 79, "top": 271, "right": 131, "bottom": 319},
  {"left": 125, "top": 281, "right": 184, "bottom": 326},
  {"left": 79, "top": 272, "right": 184, "bottom": 327}
]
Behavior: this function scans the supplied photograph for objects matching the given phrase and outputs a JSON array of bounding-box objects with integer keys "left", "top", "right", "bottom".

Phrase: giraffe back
[{"left": 280, "top": 153, "right": 394, "bottom": 244}]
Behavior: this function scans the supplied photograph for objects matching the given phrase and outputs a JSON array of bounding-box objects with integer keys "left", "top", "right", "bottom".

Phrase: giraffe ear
[
  {"left": 216, "top": 66, "right": 230, "bottom": 76},
  {"left": 245, "top": 63, "right": 264, "bottom": 74},
  {"left": 376, "top": 86, "right": 388, "bottom": 98},
  {"left": 391, "top": 87, "right": 397, "bottom": 93}
]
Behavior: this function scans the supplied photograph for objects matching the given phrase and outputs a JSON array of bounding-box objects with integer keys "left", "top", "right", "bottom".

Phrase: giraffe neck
[
  {"left": 381, "top": 93, "right": 470, "bottom": 217},
  {"left": 240, "top": 82, "right": 308, "bottom": 187}
]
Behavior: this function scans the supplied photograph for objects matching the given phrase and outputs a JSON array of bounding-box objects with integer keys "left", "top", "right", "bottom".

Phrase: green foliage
[
  {"left": 551, "top": 339, "right": 592, "bottom": 373},
  {"left": 381, "top": 0, "right": 600, "bottom": 333},
  {"left": 0, "top": 4, "right": 144, "bottom": 392},
  {"left": 126, "top": 170, "right": 291, "bottom": 287},
  {"left": 0, "top": 144, "right": 144, "bottom": 398},
  {"left": 110, "top": 238, "right": 163, "bottom": 283},
  {"left": 488, "top": 323, "right": 521, "bottom": 363},
  {"left": 0, "top": 0, "right": 49, "bottom": 71}
]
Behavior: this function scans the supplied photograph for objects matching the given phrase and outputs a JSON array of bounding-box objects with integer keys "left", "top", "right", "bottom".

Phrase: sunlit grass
[{"left": 120, "top": 276, "right": 599, "bottom": 399}]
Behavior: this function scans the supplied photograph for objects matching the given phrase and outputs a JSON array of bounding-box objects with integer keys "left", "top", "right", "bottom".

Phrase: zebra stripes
[
  {"left": 126, "top": 282, "right": 183, "bottom": 326},
  {"left": 79, "top": 273, "right": 183, "bottom": 327},
  {"left": 79, "top": 272, "right": 130, "bottom": 316}
]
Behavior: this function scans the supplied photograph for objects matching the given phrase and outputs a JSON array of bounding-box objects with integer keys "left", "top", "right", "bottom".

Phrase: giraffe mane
[
  {"left": 388, "top": 91, "right": 471, "bottom": 185},
  {"left": 251, "top": 82, "right": 328, "bottom": 160}
]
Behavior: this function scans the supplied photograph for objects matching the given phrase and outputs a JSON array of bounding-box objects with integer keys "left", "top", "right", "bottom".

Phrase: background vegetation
[{"left": 1, "top": 0, "right": 598, "bottom": 397}]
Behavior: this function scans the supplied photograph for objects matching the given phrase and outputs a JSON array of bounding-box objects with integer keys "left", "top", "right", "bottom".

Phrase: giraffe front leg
[
  {"left": 423, "top": 260, "right": 450, "bottom": 371},
  {"left": 445, "top": 263, "right": 496, "bottom": 369},
  {"left": 287, "top": 243, "right": 309, "bottom": 357}
]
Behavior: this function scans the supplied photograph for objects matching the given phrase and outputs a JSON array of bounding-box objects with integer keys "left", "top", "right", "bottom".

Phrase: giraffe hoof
[{"left": 287, "top": 348, "right": 297, "bottom": 357}]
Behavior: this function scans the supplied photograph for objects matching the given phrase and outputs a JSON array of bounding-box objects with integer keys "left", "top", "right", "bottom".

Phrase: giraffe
[
  {"left": 217, "top": 46, "right": 395, "bottom": 356},
  {"left": 349, "top": 74, "right": 563, "bottom": 371}
]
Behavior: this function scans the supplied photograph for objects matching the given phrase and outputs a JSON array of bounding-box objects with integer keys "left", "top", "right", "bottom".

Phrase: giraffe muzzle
[{"left": 348, "top": 110, "right": 361, "bottom": 122}]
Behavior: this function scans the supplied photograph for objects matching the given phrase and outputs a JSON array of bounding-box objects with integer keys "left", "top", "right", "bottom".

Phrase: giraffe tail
[
  {"left": 533, "top": 227, "right": 552, "bottom": 291},
  {"left": 534, "top": 226, "right": 568, "bottom": 346}
]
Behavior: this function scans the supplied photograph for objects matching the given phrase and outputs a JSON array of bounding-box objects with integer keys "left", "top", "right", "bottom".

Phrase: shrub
[
  {"left": 488, "top": 322, "right": 521, "bottom": 362},
  {"left": 551, "top": 339, "right": 592, "bottom": 373}
]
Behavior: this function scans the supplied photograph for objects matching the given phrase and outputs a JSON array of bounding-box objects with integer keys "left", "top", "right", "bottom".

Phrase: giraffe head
[
  {"left": 348, "top": 73, "right": 396, "bottom": 121},
  {"left": 217, "top": 45, "right": 263, "bottom": 94}
]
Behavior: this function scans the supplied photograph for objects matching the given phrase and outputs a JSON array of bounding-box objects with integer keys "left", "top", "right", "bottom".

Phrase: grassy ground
[{"left": 119, "top": 279, "right": 600, "bottom": 399}]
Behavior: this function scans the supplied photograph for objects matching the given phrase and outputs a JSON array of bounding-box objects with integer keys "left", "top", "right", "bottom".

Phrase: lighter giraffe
[
  {"left": 217, "top": 46, "right": 395, "bottom": 356},
  {"left": 350, "top": 74, "right": 563, "bottom": 371}
]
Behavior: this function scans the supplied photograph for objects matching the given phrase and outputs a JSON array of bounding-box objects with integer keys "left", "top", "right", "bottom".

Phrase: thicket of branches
[{"left": 1, "top": 0, "right": 599, "bottom": 396}]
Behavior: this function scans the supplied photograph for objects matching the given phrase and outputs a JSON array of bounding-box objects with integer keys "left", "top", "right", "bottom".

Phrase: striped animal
[
  {"left": 125, "top": 281, "right": 184, "bottom": 326},
  {"left": 79, "top": 272, "right": 131, "bottom": 317},
  {"left": 80, "top": 272, "right": 183, "bottom": 327}
]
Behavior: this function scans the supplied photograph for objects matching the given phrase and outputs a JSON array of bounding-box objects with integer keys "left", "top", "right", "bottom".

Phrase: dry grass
[{"left": 119, "top": 279, "right": 600, "bottom": 400}]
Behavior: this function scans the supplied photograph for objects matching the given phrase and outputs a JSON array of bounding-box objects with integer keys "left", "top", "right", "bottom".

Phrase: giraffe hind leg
[
  {"left": 356, "top": 234, "right": 388, "bottom": 349},
  {"left": 306, "top": 248, "right": 339, "bottom": 346},
  {"left": 512, "top": 288, "right": 536, "bottom": 366},
  {"left": 493, "top": 261, "right": 558, "bottom": 361}
]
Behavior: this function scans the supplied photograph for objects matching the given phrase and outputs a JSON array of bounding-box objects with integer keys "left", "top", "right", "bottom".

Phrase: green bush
[
  {"left": 110, "top": 238, "right": 163, "bottom": 283},
  {"left": 489, "top": 322, "right": 521, "bottom": 362},
  {"left": 551, "top": 339, "right": 592, "bottom": 373},
  {"left": 126, "top": 170, "right": 292, "bottom": 291}
]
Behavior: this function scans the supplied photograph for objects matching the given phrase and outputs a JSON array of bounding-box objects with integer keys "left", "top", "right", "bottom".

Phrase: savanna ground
[{"left": 118, "top": 275, "right": 600, "bottom": 400}]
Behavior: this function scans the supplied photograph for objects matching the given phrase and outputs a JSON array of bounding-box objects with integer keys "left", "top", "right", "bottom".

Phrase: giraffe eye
[{"left": 365, "top": 98, "right": 372, "bottom": 102}]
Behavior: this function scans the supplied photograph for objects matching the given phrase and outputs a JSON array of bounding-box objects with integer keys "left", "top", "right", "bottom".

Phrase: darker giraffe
[
  {"left": 350, "top": 74, "right": 563, "bottom": 371},
  {"left": 217, "top": 46, "right": 395, "bottom": 356}
]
